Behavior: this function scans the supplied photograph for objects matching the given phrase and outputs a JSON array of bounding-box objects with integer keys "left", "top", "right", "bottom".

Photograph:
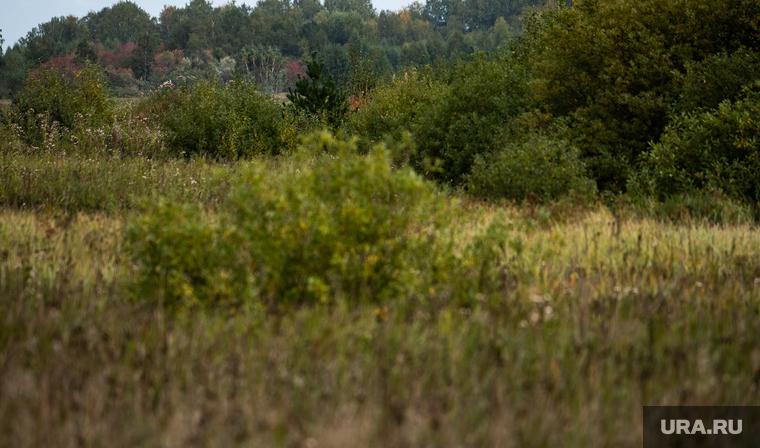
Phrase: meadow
[
  {"left": 4, "top": 0, "right": 760, "bottom": 445},
  {"left": 2, "top": 118, "right": 760, "bottom": 447}
]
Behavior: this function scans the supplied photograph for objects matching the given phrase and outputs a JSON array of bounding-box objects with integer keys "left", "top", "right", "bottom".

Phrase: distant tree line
[{"left": 0, "top": 0, "right": 533, "bottom": 97}]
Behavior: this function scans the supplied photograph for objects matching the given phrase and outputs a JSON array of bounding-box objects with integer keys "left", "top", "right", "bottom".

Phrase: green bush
[
  {"left": 126, "top": 132, "right": 444, "bottom": 309},
  {"left": 674, "top": 48, "right": 760, "bottom": 114},
  {"left": 348, "top": 67, "right": 448, "bottom": 147},
  {"left": 411, "top": 53, "right": 530, "bottom": 184},
  {"left": 522, "top": 0, "right": 760, "bottom": 192},
  {"left": 125, "top": 201, "right": 244, "bottom": 309},
  {"left": 12, "top": 62, "right": 113, "bottom": 135},
  {"left": 160, "top": 77, "right": 285, "bottom": 158},
  {"left": 632, "top": 86, "right": 760, "bottom": 202},
  {"left": 468, "top": 133, "right": 596, "bottom": 202},
  {"left": 349, "top": 53, "right": 530, "bottom": 184}
]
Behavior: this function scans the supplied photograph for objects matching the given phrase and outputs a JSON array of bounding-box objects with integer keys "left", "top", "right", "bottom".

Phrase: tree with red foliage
[
  {"left": 99, "top": 42, "right": 137, "bottom": 69},
  {"left": 31, "top": 54, "right": 80, "bottom": 83},
  {"left": 285, "top": 60, "right": 306, "bottom": 91}
]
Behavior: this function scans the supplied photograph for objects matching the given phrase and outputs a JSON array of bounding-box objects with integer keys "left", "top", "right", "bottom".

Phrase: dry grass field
[{"left": 2, "top": 142, "right": 759, "bottom": 447}]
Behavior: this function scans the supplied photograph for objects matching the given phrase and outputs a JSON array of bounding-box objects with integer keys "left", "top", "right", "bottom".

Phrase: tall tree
[
  {"left": 0, "top": 29, "right": 4, "bottom": 68},
  {"left": 293, "top": 0, "right": 323, "bottom": 20},
  {"left": 86, "top": 1, "right": 155, "bottom": 45},
  {"left": 130, "top": 31, "right": 158, "bottom": 80},
  {"left": 73, "top": 38, "right": 99, "bottom": 65},
  {"left": 324, "top": 0, "right": 377, "bottom": 21},
  {"left": 22, "top": 15, "right": 87, "bottom": 66}
]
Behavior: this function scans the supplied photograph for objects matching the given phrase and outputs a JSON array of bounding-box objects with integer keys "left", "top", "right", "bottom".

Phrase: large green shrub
[
  {"left": 347, "top": 67, "right": 448, "bottom": 146},
  {"left": 468, "top": 132, "right": 596, "bottom": 202},
  {"left": 522, "top": 0, "right": 760, "bottom": 192},
  {"left": 411, "top": 53, "right": 530, "bottom": 184},
  {"left": 674, "top": 48, "right": 760, "bottom": 114},
  {"left": 160, "top": 77, "right": 285, "bottom": 158},
  {"left": 12, "top": 62, "right": 113, "bottom": 132},
  {"left": 225, "top": 132, "right": 439, "bottom": 305},
  {"left": 350, "top": 53, "right": 530, "bottom": 184},
  {"left": 126, "top": 132, "right": 444, "bottom": 309},
  {"left": 632, "top": 87, "right": 760, "bottom": 202}
]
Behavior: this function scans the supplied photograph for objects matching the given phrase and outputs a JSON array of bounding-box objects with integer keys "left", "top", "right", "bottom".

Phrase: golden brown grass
[{"left": 2, "top": 203, "right": 760, "bottom": 447}]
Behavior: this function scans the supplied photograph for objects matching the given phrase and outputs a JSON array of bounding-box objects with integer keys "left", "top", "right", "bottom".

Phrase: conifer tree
[{"left": 287, "top": 51, "right": 347, "bottom": 120}]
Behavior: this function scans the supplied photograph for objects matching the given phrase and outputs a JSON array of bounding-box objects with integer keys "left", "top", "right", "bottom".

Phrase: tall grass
[
  {"left": 0, "top": 112, "right": 267, "bottom": 213},
  {"left": 2, "top": 84, "right": 759, "bottom": 447},
  {"left": 0, "top": 151, "right": 247, "bottom": 213},
  {"left": 3, "top": 202, "right": 760, "bottom": 447}
]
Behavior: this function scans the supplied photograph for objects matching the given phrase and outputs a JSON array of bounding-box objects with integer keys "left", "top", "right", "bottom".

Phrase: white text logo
[{"left": 660, "top": 419, "right": 742, "bottom": 435}]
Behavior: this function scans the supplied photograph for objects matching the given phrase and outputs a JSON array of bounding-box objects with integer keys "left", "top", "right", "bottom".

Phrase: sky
[{"left": 1, "top": 0, "right": 411, "bottom": 52}]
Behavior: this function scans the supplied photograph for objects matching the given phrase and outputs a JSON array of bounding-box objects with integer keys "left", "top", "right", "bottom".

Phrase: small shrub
[{"left": 468, "top": 133, "right": 596, "bottom": 203}]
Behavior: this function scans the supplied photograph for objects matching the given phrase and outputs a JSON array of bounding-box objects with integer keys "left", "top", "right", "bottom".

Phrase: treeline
[
  {"left": 0, "top": 0, "right": 532, "bottom": 97},
  {"left": 7, "top": 0, "right": 759, "bottom": 211}
]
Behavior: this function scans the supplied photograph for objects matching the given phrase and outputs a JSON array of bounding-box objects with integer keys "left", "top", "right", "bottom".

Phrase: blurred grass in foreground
[{"left": 2, "top": 204, "right": 760, "bottom": 447}]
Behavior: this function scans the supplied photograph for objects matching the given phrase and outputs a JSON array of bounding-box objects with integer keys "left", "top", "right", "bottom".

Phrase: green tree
[
  {"left": 633, "top": 86, "right": 760, "bottom": 202},
  {"left": 324, "top": 0, "right": 377, "bottom": 21},
  {"left": 163, "top": 0, "right": 214, "bottom": 51},
  {"left": 522, "top": 0, "right": 760, "bottom": 192},
  {"left": 412, "top": 52, "right": 531, "bottom": 184},
  {"left": 22, "top": 16, "right": 87, "bottom": 66},
  {"left": 321, "top": 42, "right": 351, "bottom": 85},
  {"left": 85, "top": 1, "right": 155, "bottom": 44},
  {"left": 401, "top": 40, "right": 429, "bottom": 66},
  {"left": 0, "top": 45, "right": 27, "bottom": 97},
  {"left": 466, "top": 0, "right": 530, "bottom": 30},
  {"left": 287, "top": 50, "right": 348, "bottom": 119},
  {"left": 294, "top": 0, "right": 324, "bottom": 20},
  {"left": 426, "top": 31, "right": 447, "bottom": 60},
  {"left": 130, "top": 31, "right": 159, "bottom": 80},
  {"left": 347, "top": 41, "right": 379, "bottom": 97},
  {"left": 73, "top": 38, "right": 99, "bottom": 65}
]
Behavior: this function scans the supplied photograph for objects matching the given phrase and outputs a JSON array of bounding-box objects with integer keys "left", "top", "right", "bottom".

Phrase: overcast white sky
[{"left": 1, "top": 0, "right": 411, "bottom": 52}]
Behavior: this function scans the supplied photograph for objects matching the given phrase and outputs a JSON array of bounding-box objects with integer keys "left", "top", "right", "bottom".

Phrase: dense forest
[{"left": 0, "top": 0, "right": 532, "bottom": 97}]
